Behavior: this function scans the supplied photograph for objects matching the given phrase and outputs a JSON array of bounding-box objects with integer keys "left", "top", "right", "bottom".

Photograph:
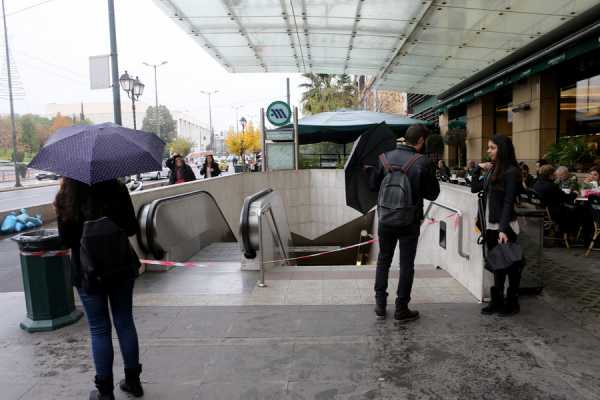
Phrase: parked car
[
  {"left": 140, "top": 167, "right": 171, "bottom": 181},
  {"left": 35, "top": 171, "right": 60, "bottom": 180}
]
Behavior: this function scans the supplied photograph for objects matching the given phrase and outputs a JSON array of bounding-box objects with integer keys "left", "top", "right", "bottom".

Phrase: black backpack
[
  {"left": 80, "top": 216, "right": 140, "bottom": 292},
  {"left": 377, "top": 153, "right": 422, "bottom": 228}
]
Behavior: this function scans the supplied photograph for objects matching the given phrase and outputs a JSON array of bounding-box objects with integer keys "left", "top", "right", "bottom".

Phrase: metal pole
[
  {"left": 107, "top": 0, "right": 122, "bottom": 125},
  {"left": 2, "top": 0, "right": 20, "bottom": 187},
  {"left": 257, "top": 210, "right": 267, "bottom": 287},
  {"left": 260, "top": 108, "right": 266, "bottom": 172},
  {"left": 153, "top": 65, "right": 159, "bottom": 135},
  {"left": 132, "top": 97, "right": 137, "bottom": 130},
  {"left": 286, "top": 77, "right": 290, "bottom": 106},
  {"left": 293, "top": 106, "right": 299, "bottom": 170},
  {"left": 208, "top": 93, "right": 213, "bottom": 151}
]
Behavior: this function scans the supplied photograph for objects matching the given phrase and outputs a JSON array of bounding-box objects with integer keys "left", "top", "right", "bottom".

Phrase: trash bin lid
[{"left": 11, "top": 229, "right": 66, "bottom": 251}]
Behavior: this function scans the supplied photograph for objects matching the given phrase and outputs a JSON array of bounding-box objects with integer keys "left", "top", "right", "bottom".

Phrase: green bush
[{"left": 545, "top": 138, "right": 595, "bottom": 170}]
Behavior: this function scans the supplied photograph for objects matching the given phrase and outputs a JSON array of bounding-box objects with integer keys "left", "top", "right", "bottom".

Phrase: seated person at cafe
[
  {"left": 464, "top": 160, "right": 477, "bottom": 185},
  {"left": 533, "top": 165, "right": 577, "bottom": 234},
  {"left": 535, "top": 159, "right": 548, "bottom": 180},
  {"left": 555, "top": 166, "right": 579, "bottom": 193},
  {"left": 437, "top": 160, "right": 451, "bottom": 180},
  {"left": 584, "top": 166, "right": 600, "bottom": 189},
  {"left": 519, "top": 162, "right": 536, "bottom": 189}
]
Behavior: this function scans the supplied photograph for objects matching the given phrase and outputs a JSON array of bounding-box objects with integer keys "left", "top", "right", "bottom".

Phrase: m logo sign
[{"left": 266, "top": 101, "right": 292, "bottom": 126}]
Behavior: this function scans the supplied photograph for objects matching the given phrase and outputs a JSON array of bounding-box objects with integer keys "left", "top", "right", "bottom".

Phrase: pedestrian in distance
[
  {"left": 437, "top": 159, "right": 451, "bottom": 181},
  {"left": 368, "top": 124, "right": 440, "bottom": 322},
  {"left": 166, "top": 153, "right": 196, "bottom": 184},
  {"left": 55, "top": 178, "right": 144, "bottom": 400},
  {"left": 200, "top": 154, "right": 221, "bottom": 179},
  {"left": 471, "top": 135, "right": 523, "bottom": 316}
]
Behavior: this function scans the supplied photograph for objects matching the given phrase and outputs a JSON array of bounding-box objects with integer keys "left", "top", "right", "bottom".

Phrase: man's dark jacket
[
  {"left": 369, "top": 144, "right": 440, "bottom": 223},
  {"left": 471, "top": 165, "right": 521, "bottom": 233},
  {"left": 532, "top": 178, "right": 576, "bottom": 223}
]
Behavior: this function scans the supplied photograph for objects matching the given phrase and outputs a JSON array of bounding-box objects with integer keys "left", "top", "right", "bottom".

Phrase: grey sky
[{"left": 3, "top": 0, "right": 306, "bottom": 132}]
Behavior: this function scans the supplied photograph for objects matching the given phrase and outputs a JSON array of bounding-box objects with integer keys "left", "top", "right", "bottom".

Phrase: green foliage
[
  {"left": 299, "top": 73, "right": 359, "bottom": 115},
  {"left": 142, "top": 105, "right": 177, "bottom": 143},
  {"left": 545, "top": 138, "right": 596, "bottom": 169}
]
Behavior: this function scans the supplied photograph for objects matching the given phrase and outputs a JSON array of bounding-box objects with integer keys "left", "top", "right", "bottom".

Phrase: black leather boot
[
  {"left": 499, "top": 287, "right": 520, "bottom": 316},
  {"left": 481, "top": 286, "right": 504, "bottom": 315},
  {"left": 374, "top": 302, "right": 387, "bottom": 320},
  {"left": 89, "top": 375, "right": 114, "bottom": 400},
  {"left": 394, "top": 304, "right": 420, "bottom": 322},
  {"left": 119, "top": 364, "right": 144, "bottom": 397}
]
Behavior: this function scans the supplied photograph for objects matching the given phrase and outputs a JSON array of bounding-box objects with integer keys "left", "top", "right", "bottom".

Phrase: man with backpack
[{"left": 369, "top": 124, "right": 440, "bottom": 322}]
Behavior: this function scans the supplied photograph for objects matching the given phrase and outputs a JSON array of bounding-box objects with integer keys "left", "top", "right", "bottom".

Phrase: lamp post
[
  {"left": 200, "top": 90, "right": 218, "bottom": 151},
  {"left": 2, "top": 0, "right": 20, "bottom": 187},
  {"left": 240, "top": 116, "right": 247, "bottom": 133},
  {"left": 119, "top": 71, "right": 144, "bottom": 130},
  {"left": 240, "top": 116, "right": 247, "bottom": 171},
  {"left": 142, "top": 61, "right": 167, "bottom": 136}
]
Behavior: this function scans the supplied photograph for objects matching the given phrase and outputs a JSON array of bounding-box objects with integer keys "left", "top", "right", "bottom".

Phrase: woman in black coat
[
  {"left": 166, "top": 154, "right": 196, "bottom": 184},
  {"left": 471, "top": 135, "right": 523, "bottom": 316},
  {"left": 200, "top": 154, "right": 221, "bottom": 179},
  {"left": 55, "top": 178, "right": 144, "bottom": 399}
]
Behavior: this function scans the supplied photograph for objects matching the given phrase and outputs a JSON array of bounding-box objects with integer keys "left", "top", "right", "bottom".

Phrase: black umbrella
[{"left": 344, "top": 122, "right": 397, "bottom": 214}]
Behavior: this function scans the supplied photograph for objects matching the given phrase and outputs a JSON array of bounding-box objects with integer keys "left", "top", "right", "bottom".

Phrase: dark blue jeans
[
  {"left": 375, "top": 224, "right": 420, "bottom": 306},
  {"left": 78, "top": 280, "right": 140, "bottom": 379}
]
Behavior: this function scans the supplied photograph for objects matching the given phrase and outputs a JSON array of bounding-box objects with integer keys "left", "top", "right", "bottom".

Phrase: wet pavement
[{"left": 1, "top": 235, "right": 600, "bottom": 399}]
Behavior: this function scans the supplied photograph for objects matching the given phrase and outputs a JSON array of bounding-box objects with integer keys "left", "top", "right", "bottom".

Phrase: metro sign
[{"left": 266, "top": 101, "right": 292, "bottom": 126}]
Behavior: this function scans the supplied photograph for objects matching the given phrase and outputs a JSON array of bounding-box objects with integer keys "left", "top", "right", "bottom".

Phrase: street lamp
[
  {"left": 200, "top": 90, "right": 218, "bottom": 151},
  {"left": 240, "top": 116, "right": 247, "bottom": 133},
  {"left": 119, "top": 71, "right": 144, "bottom": 130},
  {"left": 143, "top": 61, "right": 168, "bottom": 136}
]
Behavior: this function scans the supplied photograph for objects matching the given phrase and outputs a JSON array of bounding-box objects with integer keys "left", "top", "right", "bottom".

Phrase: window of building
[
  {"left": 559, "top": 74, "right": 600, "bottom": 138},
  {"left": 494, "top": 88, "right": 512, "bottom": 137}
]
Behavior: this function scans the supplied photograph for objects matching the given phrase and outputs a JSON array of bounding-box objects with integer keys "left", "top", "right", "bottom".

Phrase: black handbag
[
  {"left": 485, "top": 242, "right": 523, "bottom": 272},
  {"left": 80, "top": 216, "right": 140, "bottom": 292}
]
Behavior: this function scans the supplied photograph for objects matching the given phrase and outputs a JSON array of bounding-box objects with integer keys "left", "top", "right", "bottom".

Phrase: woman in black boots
[
  {"left": 471, "top": 135, "right": 523, "bottom": 316},
  {"left": 55, "top": 178, "right": 144, "bottom": 399}
]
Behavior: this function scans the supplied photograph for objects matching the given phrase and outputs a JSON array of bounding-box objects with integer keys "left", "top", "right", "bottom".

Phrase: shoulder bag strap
[
  {"left": 379, "top": 153, "right": 393, "bottom": 173},
  {"left": 400, "top": 154, "right": 423, "bottom": 174}
]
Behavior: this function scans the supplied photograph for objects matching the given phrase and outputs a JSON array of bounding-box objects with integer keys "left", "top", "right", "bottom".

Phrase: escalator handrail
[
  {"left": 137, "top": 189, "right": 235, "bottom": 260},
  {"left": 239, "top": 188, "right": 273, "bottom": 259}
]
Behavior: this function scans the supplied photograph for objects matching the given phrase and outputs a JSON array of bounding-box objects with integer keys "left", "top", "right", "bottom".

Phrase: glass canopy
[{"left": 153, "top": 0, "right": 600, "bottom": 95}]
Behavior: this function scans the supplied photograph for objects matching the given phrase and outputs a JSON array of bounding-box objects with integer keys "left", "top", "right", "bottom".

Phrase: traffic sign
[{"left": 266, "top": 101, "right": 291, "bottom": 126}]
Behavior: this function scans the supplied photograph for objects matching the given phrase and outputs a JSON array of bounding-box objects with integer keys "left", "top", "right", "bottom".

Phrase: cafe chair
[
  {"left": 585, "top": 196, "right": 600, "bottom": 256},
  {"left": 529, "top": 190, "right": 570, "bottom": 248}
]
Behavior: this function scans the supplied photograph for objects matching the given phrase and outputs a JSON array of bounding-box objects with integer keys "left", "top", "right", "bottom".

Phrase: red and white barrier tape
[
  {"left": 20, "top": 250, "right": 71, "bottom": 257},
  {"left": 424, "top": 212, "right": 460, "bottom": 230},
  {"left": 139, "top": 238, "right": 377, "bottom": 270}
]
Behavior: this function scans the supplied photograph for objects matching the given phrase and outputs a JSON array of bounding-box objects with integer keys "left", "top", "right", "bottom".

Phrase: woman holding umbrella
[{"left": 30, "top": 123, "right": 164, "bottom": 399}]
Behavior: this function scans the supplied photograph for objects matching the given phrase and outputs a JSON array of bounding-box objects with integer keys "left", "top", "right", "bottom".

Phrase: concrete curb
[{"left": 0, "top": 181, "right": 58, "bottom": 193}]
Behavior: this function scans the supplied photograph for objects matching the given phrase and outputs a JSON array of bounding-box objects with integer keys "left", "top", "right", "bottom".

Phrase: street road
[{"left": 0, "top": 185, "right": 59, "bottom": 211}]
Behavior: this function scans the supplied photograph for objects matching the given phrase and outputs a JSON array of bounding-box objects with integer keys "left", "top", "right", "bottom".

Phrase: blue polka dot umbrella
[{"left": 28, "top": 123, "right": 165, "bottom": 185}]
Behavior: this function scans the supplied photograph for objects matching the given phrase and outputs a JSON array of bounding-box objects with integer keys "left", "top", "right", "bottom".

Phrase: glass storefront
[{"left": 559, "top": 49, "right": 600, "bottom": 140}]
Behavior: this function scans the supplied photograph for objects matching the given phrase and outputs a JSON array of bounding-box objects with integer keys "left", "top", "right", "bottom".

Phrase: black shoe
[
  {"left": 394, "top": 305, "right": 420, "bottom": 322},
  {"left": 119, "top": 364, "right": 144, "bottom": 397},
  {"left": 481, "top": 286, "right": 504, "bottom": 315},
  {"left": 90, "top": 376, "right": 114, "bottom": 400},
  {"left": 498, "top": 287, "right": 520, "bottom": 317},
  {"left": 374, "top": 304, "right": 387, "bottom": 320}
]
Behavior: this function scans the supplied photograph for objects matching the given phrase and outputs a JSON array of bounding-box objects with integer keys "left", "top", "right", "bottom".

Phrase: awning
[
  {"left": 282, "top": 110, "right": 427, "bottom": 144},
  {"left": 153, "top": 0, "right": 599, "bottom": 95}
]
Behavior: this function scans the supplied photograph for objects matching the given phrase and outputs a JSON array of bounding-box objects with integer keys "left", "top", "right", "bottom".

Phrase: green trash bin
[{"left": 12, "top": 229, "right": 83, "bottom": 332}]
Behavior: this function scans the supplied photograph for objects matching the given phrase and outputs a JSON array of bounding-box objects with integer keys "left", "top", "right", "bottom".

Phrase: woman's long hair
[
  {"left": 203, "top": 155, "right": 215, "bottom": 168},
  {"left": 490, "top": 134, "right": 520, "bottom": 187},
  {"left": 54, "top": 177, "right": 87, "bottom": 223}
]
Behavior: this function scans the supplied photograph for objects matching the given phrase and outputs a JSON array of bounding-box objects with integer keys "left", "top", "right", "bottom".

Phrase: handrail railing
[
  {"left": 239, "top": 188, "right": 273, "bottom": 259},
  {"left": 239, "top": 189, "right": 291, "bottom": 287},
  {"left": 422, "top": 201, "right": 470, "bottom": 260},
  {"left": 137, "top": 189, "right": 235, "bottom": 260}
]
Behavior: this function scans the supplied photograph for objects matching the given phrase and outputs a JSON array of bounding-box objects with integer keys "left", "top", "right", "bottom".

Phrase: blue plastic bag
[{"left": 1, "top": 212, "right": 17, "bottom": 234}]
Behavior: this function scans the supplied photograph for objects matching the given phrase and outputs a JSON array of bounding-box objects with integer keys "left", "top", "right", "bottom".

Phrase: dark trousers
[
  {"left": 375, "top": 224, "right": 420, "bottom": 306},
  {"left": 78, "top": 280, "right": 140, "bottom": 379},
  {"left": 486, "top": 229, "right": 522, "bottom": 291}
]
